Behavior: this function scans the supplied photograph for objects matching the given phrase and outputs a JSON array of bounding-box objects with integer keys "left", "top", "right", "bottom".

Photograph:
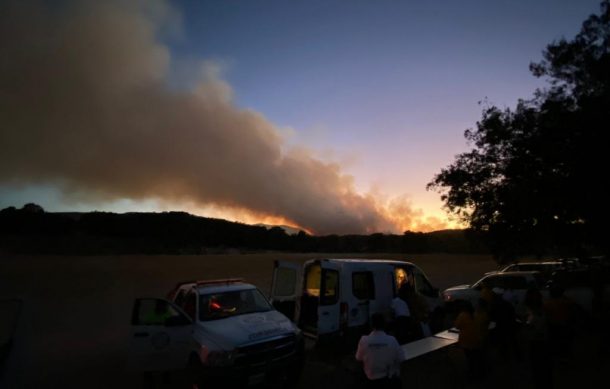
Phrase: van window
[
  {"left": 395, "top": 268, "right": 408, "bottom": 290},
  {"left": 304, "top": 264, "right": 321, "bottom": 297},
  {"left": 414, "top": 271, "right": 435, "bottom": 297},
  {"left": 352, "top": 272, "right": 375, "bottom": 300},
  {"left": 320, "top": 269, "right": 339, "bottom": 305}
]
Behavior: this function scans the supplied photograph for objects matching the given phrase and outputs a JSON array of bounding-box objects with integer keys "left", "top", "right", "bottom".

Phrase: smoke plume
[{"left": 0, "top": 0, "right": 445, "bottom": 234}]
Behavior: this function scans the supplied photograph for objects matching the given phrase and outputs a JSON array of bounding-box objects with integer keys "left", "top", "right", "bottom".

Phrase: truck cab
[{"left": 129, "top": 279, "right": 303, "bottom": 387}]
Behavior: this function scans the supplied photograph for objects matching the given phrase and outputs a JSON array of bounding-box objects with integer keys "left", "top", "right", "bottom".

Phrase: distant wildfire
[{"left": 0, "top": 0, "right": 448, "bottom": 234}]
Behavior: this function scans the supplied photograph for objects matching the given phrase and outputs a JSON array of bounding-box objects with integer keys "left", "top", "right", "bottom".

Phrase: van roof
[{"left": 309, "top": 258, "right": 417, "bottom": 267}]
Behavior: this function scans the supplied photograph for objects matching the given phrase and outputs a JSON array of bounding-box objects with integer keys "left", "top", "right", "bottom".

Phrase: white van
[{"left": 270, "top": 259, "right": 442, "bottom": 340}]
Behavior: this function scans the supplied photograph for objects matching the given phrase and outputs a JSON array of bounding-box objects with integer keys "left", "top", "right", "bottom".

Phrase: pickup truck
[{"left": 129, "top": 279, "right": 304, "bottom": 387}]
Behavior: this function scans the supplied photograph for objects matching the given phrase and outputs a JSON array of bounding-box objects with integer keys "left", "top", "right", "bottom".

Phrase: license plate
[{"left": 248, "top": 372, "right": 265, "bottom": 386}]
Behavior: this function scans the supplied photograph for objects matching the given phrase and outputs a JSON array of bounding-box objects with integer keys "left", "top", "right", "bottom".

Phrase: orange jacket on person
[
  {"left": 481, "top": 285, "right": 494, "bottom": 304},
  {"left": 544, "top": 297, "right": 574, "bottom": 326},
  {"left": 455, "top": 309, "right": 489, "bottom": 350}
]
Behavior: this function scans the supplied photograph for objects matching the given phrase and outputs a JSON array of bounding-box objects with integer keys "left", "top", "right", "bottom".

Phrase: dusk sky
[{"left": 0, "top": 0, "right": 602, "bottom": 234}]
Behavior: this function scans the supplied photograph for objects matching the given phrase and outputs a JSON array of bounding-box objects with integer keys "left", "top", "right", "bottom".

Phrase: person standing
[
  {"left": 404, "top": 285, "right": 427, "bottom": 340},
  {"left": 524, "top": 287, "right": 552, "bottom": 388},
  {"left": 391, "top": 284, "right": 412, "bottom": 344},
  {"left": 544, "top": 285, "right": 576, "bottom": 360},
  {"left": 356, "top": 313, "right": 405, "bottom": 388},
  {"left": 489, "top": 287, "right": 518, "bottom": 359},
  {"left": 455, "top": 302, "right": 487, "bottom": 380}
]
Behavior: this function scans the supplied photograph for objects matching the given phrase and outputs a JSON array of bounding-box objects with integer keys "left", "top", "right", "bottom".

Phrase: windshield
[{"left": 198, "top": 288, "right": 272, "bottom": 321}]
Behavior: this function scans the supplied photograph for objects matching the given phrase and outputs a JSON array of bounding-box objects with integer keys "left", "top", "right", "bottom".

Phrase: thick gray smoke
[{"left": 0, "top": 0, "right": 444, "bottom": 234}]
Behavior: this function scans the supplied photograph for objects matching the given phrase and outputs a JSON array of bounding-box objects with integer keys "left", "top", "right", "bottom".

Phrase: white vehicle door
[
  {"left": 369, "top": 268, "right": 394, "bottom": 316},
  {"left": 350, "top": 270, "right": 375, "bottom": 327},
  {"left": 412, "top": 267, "right": 441, "bottom": 310},
  {"left": 270, "top": 260, "right": 302, "bottom": 322},
  {"left": 317, "top": 261, "right": 341, "bottom": 335},
  {"left": 128, "top": 298, "right": 193, "bottom": 372}
]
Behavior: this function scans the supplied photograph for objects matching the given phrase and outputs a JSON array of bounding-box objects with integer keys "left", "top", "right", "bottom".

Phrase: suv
[
  {"left": 485, "top": 261, "right": 564, "bottom": 283},
  {"left": 129, "top": 279, "right": 304, "bottom": 387},
  {"left": 442, "top": 271, "right": 543, "bottom": 316}
]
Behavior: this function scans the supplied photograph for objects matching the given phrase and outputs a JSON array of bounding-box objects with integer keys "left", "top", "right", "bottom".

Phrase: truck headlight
[{"left": 205, "top": 350, "right": 235, "bottom": 367}]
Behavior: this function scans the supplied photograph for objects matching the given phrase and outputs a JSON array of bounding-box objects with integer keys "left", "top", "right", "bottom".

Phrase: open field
[{"left": 0, "top": 253, "right": 607, "bottom": 388}]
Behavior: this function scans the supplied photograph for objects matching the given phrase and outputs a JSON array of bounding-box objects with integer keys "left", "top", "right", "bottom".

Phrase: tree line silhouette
[{"left": 0, "top": 204, "right": 486, "bottom": 255}]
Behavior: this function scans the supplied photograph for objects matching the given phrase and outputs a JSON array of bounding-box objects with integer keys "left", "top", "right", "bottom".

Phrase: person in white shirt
[
  {"left": 391, "top": 284, "right": 412, "bottom": 344},
  {"left": 356, "top": 313, "right": 406, "bottom": 388}
]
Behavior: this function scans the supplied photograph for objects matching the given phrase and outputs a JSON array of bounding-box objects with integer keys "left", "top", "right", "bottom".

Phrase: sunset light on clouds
[{"left": 0, "top": 0, "right": 600, "bottom": 234}]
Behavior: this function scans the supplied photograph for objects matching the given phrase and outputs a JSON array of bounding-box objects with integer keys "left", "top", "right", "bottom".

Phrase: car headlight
[{"left": 443, "top": 293, "right": 452, "bottom": 301}]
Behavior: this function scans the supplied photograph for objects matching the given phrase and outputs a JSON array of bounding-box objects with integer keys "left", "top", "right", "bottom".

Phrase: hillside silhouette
[{"left": 0, "top": 204, "right": 486, "bottom": 255}]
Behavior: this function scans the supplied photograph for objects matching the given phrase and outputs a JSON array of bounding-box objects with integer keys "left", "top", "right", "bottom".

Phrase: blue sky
[
  {"left": 0, "top": 0, "right": 603, "bottom": 230},
  {"left": 170, "top": 0, "right": 601, "bottom": 217}
]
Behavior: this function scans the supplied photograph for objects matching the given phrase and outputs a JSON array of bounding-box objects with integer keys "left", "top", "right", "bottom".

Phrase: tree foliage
[{"left": 428, "top": 1, "right": 610, "bottom": 260}]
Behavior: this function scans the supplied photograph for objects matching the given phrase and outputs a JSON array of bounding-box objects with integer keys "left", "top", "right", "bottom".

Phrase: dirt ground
[{"left": 0, "top": 253, "right": 607, "bottom": 388}]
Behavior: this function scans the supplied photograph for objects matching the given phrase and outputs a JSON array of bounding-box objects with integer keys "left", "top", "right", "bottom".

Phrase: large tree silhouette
[{"left": 428, "top": 1, "right": 610, "bottom": 261}]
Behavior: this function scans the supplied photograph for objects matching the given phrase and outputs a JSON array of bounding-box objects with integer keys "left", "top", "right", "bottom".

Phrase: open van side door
[
  {"left": 317, "top": 261, "right": 342, "bottom": 335},
  {"left": 270, "top": 261, "right": 302, "bottom": 322},
  {"left": 128, "top": 298, "right": 193, "bottom": 372}
]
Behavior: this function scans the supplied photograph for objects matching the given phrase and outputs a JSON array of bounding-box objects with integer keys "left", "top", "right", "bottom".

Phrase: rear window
[
  {"left": 352, "top": 272, "right": 375, "bottom": 300},
  {"left": 303, "top": 263, "right": 340, "bottom": 306},
  {"left": 320, "top": 269, "right": 339, "bottom": 306},
  {"left": 304, "top": 264, "right": 321, "bottom": 297}
]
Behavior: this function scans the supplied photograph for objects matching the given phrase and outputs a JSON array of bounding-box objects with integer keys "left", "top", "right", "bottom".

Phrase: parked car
[
  {"left": 485, "top": 261, "right": 564, "bottom": 283},
  {"left": 444, "top": 268, "right": 604, "bottom": 317},
  {"left": 270, "top": 258, "right": 442, "bottom": 341},
  {"left": 442, "top": 271, "right": 544, "bottom": 317},
  {"left": 129, "top": 279, "right": 303, "bottom": 387},
  {"left": 546, "top": 268, "right": 599, "bottom": 314}
]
